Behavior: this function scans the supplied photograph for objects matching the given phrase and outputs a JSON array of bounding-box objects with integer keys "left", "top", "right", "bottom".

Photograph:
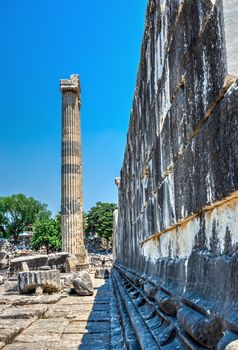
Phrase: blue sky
[{"left": 0, "top": 1, "right": 147, "bottom": 215}]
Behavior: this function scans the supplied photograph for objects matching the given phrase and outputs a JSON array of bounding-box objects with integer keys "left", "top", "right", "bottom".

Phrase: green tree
[
  {"left": 0, "top": 194, "right": 51, "bottom": 242},
  {"left": 31, "top": 216, "right": 61, "bottom": 254},
  {"left": 85, "top": 202, "right": 117, "bottom": 242}
]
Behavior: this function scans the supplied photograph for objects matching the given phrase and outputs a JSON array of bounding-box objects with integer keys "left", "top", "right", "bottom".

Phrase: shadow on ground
[{"left": 78, "top": 277, "right": 112, "bottom": 350}]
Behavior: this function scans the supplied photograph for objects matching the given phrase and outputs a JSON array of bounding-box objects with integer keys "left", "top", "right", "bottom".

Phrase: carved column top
[
  {"left": 60, "top": 74, "right": 80, "bottom": 94},
  {"left": 115, "top": 177, "right": 121, "bottom": 187}
]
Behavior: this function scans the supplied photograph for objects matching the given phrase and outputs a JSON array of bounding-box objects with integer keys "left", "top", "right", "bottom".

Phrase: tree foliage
[
  {"left": 0, "top": 194, "right": 51, "bottom": 242},
  {"left": 85, "top": 202, "right": 117, "bottom": 241},
  {"left": 31, "top": 216, "right": 61, "bottom": 254}
]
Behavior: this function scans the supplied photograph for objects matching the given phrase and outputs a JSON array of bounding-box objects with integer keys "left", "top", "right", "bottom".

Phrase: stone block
[
  {"left": 174, "top": 80, "right": 238, "bottom": 221},
  {"left": 54, "top": 252, "right": 71, "bottom": 266},
  {"left": 73, "top": 271, "right": 93, "bottom": 296},
  {"left": 0, "top": 251, "right": 9, "bottom": 269},
  {"left": 94, "top": 268, "right": 109, "bottom": 279},
  {"left": 168, "top": 6, "right": 186, "bottom": 99},
  {"left": 10, "top": 255, "right": 48, "bottom": 274},
  {"left": 156, "top": 173, "right": 176, "bottom": 231},
  {"left": 184, "top": 8, "right": 227, "bottom": 133},
  {"left": 170, "top": 88, "right": 188, "bottom": 160},
  {"left": 18, "top": 270, "right": 61, "bottom": 294}
]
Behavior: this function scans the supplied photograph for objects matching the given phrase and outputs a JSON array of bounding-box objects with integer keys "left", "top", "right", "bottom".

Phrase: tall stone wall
[{"left": 114, "top": 0, "right": 238, "bottom": 348}]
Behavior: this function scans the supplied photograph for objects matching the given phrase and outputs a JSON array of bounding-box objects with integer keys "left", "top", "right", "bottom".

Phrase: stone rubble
[
  {"left": 0, "top": 273, "right": 116, "bottom": 350},
  {"left": 72, "top": 271, "right": 94, "bottom": 296}
]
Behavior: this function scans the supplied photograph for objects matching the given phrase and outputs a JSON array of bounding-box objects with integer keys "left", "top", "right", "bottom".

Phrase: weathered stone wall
[{"left": 114, "top": 0, "right": 238, "bottom": 347}]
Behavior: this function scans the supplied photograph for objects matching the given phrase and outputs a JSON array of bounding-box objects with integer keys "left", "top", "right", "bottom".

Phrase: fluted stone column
[{"left": 60, "top": 74, "right": 87, "bottom": 264}]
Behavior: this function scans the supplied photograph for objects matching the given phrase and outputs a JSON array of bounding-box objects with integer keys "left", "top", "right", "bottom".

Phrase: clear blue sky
[{"left": 0, "top": 1, "right": 147, "bottom": 215}]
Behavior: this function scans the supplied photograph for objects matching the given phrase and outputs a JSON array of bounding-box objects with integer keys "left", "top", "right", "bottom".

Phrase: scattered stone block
[
  {"left": 4, "top": 280, "right": 18, "bottom": 293},
  {"left": 0, "top": 252, "right": 9, "bottom": 269},
  {"left": 54, "top": 252, "right": 71, "bottom": 266},
  {"left": 226, "top": 340, "right": 238, "bottom": 350},
  {"left": 18, "top": 270, "right": 61, "bottom": 294},
  {"left": 10, "top": 255, "right": 48, "bottom": 274},
  {"left": 73, "top": 271, "right": 93, "bottom": 296},
  {"left": 95, "top": 268, "right": 109, "bottom": 279},
  {"left": 60, "top": 274, "right": 73, "bottom": 289}
]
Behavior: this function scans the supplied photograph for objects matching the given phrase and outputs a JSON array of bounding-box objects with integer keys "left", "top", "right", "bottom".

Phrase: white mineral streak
[
  {"left": 205, "top": 198, "right": 238, "bottom": 252},
  {"left": 206, "top": 172, "right": 214, "bottom": 204},
  {"left": 160, "top": 62, "right": 171, "bottom": 133},
  {"left": 183, "top": 258, "right": 188, "bottom": 293},
  {"left": 141, "top": 238, "right": 159, "bottom": 263},
  {"left": 156, "top": 1, "right": 167, "bottom": 82},
  {"left": 168, "top": 173, "right": 176, "bottom": 222},
  {"left": 141, "top": 195, "right": 238, "bottom": 262},
  {"left": 161, "top": 174, "right": 175, "bottom": 229},
  {"left": 202, "top": 49, "right": 209, "bottom": 110},
  {"left": 146, "top": 40, "right": 151, "bottom": 85}
]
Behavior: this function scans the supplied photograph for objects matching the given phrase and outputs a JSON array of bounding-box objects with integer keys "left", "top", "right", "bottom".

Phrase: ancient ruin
[
  {"left": 113, "top": 0, "right": 238, "bottom": 348},
  {"left": 60, "top": 74, "right": 87, "bottom": 265},
  {"left": 0, "top": 1, "right": 237, "bottom": 349}
]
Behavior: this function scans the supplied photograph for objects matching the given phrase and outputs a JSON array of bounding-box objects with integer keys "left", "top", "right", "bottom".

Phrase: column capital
[{"left": 60, "top": 74, "right": 80, "bottom": 94}]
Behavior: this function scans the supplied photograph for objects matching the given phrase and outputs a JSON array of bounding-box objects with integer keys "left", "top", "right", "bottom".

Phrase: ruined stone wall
[{"left": 114, "top": 0, "right": 238, "bottom": 347}]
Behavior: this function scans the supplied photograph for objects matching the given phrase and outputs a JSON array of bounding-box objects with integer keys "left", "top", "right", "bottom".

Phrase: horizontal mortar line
[{"left": 139, "top": 190, "right": 238, "bottom": 246}]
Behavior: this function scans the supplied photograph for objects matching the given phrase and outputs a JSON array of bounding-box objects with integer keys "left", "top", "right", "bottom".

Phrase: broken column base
[
  {"left": 75, "top": 248, "right": 88, "bottom": 265},
  {"left": 75, "top": 246, "right": 90, "bottom": 271}
]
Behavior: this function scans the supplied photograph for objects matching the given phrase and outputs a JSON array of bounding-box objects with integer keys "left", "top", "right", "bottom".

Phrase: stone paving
[{"left": 0, "top": 275, "right": 112, "bottom": 350}]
